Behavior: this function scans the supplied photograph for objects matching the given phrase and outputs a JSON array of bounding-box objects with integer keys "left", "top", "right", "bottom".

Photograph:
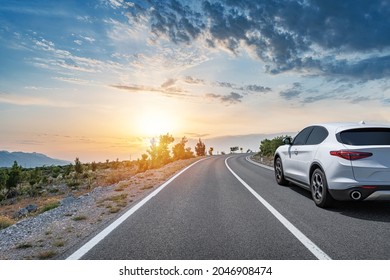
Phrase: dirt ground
[{"left": 0, "top": 157, "right": 203, "bottom": 260}]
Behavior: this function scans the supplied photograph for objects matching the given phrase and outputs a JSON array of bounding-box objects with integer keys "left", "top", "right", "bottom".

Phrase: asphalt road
[{"left": 67, "top": 155, "right": 390, "bottom": 260}]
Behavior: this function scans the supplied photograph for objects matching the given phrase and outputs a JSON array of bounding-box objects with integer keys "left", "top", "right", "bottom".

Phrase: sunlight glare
[{"left": 137, "top": 110, "right": 177, "bottom": 136}]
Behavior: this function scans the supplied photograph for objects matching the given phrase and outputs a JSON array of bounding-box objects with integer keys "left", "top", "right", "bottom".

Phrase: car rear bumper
[{"left": 329, "top": 186, "right": 390, "bottom": 201}]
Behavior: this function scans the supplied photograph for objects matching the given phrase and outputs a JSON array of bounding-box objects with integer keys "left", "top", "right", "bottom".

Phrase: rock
[
  {"left": 25, "top": 204, "right": 38, "bottom": 213},
  {"left": 13, "top": 208, "right": 29, "bottom": 219},
  {"left": 60, "top": 195, "right": 76, "bottom": 206}
]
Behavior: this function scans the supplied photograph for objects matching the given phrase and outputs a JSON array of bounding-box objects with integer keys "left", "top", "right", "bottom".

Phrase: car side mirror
[{"left": 283, "top": 137, "right": 292, "bottom": 145}]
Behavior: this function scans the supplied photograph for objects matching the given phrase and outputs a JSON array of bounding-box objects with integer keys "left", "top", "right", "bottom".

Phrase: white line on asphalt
[
  {"left": 225, "top": 156, "right": 332, "bottom": 260},
  {"left": 66, "top": 157, "right": 208, "bottom": 260},
  {"left": 245, "top": 155, "right": 274, "bottom": 171}
]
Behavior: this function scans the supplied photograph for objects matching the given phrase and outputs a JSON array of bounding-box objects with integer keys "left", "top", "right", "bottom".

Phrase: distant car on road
[{"left": 274, "top": 122, "right": 390, "bottom": 208}]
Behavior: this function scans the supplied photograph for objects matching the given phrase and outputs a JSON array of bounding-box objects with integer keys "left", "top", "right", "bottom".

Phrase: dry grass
[
  {"left": 72, "top": 215, "right": 87, "bottom": 221},
  {"left": 53, "top": 240, "right": 65, "bottom": 247},
  {"left": 0, "top": 215, "right": 15, "bottom": 230},
  {"left": 107, "top": 194, "right": 127, "bottom": 202},
  {"left": 15, "top": 243, "right": 33, "bottom": 249},
  {"left": 37, "top": 250, "right": 57, "bottom": 260},
  {"left": 39, "top": 199, "right": 60, "bottom": 214}
]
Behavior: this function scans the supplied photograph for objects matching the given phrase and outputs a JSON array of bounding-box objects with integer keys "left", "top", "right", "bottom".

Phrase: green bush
[{"left": 259, "top": 135, "right": 290, "bottom": 157}]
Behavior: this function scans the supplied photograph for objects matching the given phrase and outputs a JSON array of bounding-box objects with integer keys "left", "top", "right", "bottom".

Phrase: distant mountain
[{"left": 0, "top": 151, "right": 71, "bottom": 168}]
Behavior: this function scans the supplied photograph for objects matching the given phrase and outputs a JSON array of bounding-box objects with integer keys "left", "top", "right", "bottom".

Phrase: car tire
[
  {"left": 274, "top": 157, "right": 288, "bottom": 186},
  {"left": 310, "top": 168, "right": 334, "bottom": 208}
]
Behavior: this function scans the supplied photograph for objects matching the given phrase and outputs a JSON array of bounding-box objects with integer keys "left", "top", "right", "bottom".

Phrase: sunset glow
[
  {"left": 137, "top": 110, "right": 178, "bottom": 137},
  {"left": 1, "top": 1, "right": 389, "bottom": 162}
]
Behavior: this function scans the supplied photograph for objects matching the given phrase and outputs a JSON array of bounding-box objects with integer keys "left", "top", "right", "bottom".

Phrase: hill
[{"left": 0, "top": 151, "right": 71, "bottom": 168}]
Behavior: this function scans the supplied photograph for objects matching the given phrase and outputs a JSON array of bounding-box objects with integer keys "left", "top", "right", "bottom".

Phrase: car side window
[
  {"left": 306, "top": 126, "right": 329, "bottom": 145},
  {"left": 292, "top": 126, "right": 314, "bottom": 145}
]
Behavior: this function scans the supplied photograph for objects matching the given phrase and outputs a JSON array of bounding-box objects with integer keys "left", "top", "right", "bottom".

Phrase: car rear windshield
[{"left": 338, "top": 128, "right": 390, "bottom": 145}]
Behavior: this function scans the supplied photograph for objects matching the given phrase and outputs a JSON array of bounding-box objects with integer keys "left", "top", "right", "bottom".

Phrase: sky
[{"left": 0, "top": 0, "right": 390, "bottom": 162}]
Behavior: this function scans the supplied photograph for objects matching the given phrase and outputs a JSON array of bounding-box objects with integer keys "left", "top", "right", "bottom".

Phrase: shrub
[
  {"left": 74, "top": 158, "right": 83, "bottom": 174},
  {"left": 39, "top": 200, "right": 60, "bottom": 214},
  {"left": 259, "top": 135, "right": 290, "bottom": 157},
  {"left": 72, "top": 215, "right": 87, "bottom": 221},
  {"left": 38, "top": 250, "right": 57, "bottom": 259},
  {"left": 16, "top": 243, "right": 33, "bottom": 249},
  {"left": 0, "top": 215, "right": 14, "bottom": 230}
]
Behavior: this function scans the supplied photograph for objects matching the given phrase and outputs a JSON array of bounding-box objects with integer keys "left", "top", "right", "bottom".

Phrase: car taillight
[{"left": 330, "top": 150, "right": 373, "bottom": 160}]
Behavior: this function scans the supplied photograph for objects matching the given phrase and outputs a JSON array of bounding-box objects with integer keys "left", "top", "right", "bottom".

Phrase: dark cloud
[
  {"left": 323, "top": 55, "right": 390, "bottom": 80},
  {"left": 121, "top": 0, "right": 390, "bottom": 80},
  {"left": 205, "top": 91, "right": 243, "bottom": 104},
  {"left": 279, "top": 82, "right": 302, "bottom": 100},
  {"left": 215, "top": 81, "right": 272, "bottom": 93},
  {"left": 382, "top": 98, "right": 390, "bottom": 106},
  {"left": 216, "top": 81, "right": 236, "bottom": 89},
  {"left": 350, "top": 96, "right": 371, "bottom": 104},
  {"left": 245, "top": 84, "right": 271, "bottom": 93}
]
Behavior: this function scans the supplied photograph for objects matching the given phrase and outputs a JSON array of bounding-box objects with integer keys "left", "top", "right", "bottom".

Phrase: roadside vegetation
[
  {"left": 253, "top": 135, "right": 291, "bottom": 165},
  {"left": 0, "top": 135, "right": 208, "bottom": 229}
]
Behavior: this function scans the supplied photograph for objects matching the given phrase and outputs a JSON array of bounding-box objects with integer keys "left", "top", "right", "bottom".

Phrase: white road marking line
[
  {"left": 66, "top": 157, "right": 208, "bottom": 260},
  {"left": 225, "top": 156, "right": 332, "bottom": 260},
  {"left": 245, "top": 155, "right": 274, "bottom": 171}
]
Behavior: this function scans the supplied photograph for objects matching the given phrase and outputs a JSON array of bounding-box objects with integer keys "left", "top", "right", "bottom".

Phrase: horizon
[
  {"left": 1, "top": 1, "right": 389, "bottom": 162},
  {"left": 1, "top": 131, "right": 295, "bottom": 163}
]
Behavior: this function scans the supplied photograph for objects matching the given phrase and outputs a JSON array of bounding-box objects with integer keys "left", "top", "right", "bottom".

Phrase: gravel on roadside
[{"left": 0, "top": 157, "right": 202, "bottom": 260}]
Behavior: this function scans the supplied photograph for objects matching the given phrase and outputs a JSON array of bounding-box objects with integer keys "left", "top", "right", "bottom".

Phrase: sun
[{"left": 137, "top": 110, "right": 177, "bottom": 136}]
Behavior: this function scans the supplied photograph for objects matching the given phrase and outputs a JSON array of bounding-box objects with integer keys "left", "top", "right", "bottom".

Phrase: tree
[
  {"left": 157, "top": 133, "right": 175, "bottom": 165},
  {"left": 91, "top": 161, "right": 98, "bottom": 172},
  {"left": 147, "top": 138, "right": 158, "bottom": 168},
  {"left": 75, "top": 157, "right": 83, "bottom": 174},
  {"left": 208, "top": 147, "right": 214, "bottom": 156},
  {"left": 172, "top": 137, "right": 194, "bottom": 160},
  {"left": 137, "top": 154, "right": 149, "bottom": 173},
  {"left": 6, "top": 161, "right": 22, "bottom": 198},
  {"left": 195, "top": 138, "right": 206, "bottom": 156},
  {"left": 259, "top": 135, "right": 289, "bottom": 157},
  {"left": 0, "top": 169, "right": 9, "bottom": 200},
  {"left": 148, "top": 134, "right": 175, "bottom": 168},
  {"left": 27, "top": 167, "right": 43, "bottom": 197}
]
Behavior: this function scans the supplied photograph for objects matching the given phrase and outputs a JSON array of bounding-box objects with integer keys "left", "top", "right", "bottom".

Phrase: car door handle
[{"left": 294, "top": 149, "right": 298, "bottom": 155}]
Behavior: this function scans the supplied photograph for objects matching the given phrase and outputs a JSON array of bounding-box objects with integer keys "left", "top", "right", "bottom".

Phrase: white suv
[{"left": 274, "top": 122, "right": 390, "bottom": 208}]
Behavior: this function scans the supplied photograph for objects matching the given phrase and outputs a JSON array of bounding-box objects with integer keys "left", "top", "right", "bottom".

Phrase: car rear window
[{"left": 338, "top": 128, "right": 390, "bottom": 145}]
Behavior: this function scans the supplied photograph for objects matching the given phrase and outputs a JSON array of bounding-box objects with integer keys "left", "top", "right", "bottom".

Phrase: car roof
[{"left": 310, "top": 121, "right": 390, "bottom": 133}]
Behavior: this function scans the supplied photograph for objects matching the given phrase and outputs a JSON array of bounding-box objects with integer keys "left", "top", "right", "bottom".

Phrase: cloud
[
  {"left": 205, "top": 92, "right": 243, "bottom": 104},
  {"left": 184, "top": 132, "right": 210, "bottom": 138},
  {"left": 161, "top": 78, "right": 177, "bottom": 88},
  {"left": 111, "top": 83, "right": 190, "bottom": 97},
  {"left": 53, "top": 76, "right": 91, "bottom": 85},
  {"left": 279, "top": 82, "right": 303, "bottom": 100},
  {"left": 0, "top": 92, "right": 73, "bottom": 107},
  {"left": 214, "top": 80, "right": 271, "bottom": 93},
  {"left": 183, "top": 76, "right": 205, "bottom": 85},
  {"left": 116, "top": 0, "right": 390, "bottom": 81},
  {"left": 245, "top": 84, "right": 272, "bottom": 93}
]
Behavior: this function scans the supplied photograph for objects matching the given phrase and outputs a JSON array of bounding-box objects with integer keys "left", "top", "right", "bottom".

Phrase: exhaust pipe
[{"left": 350, "top": 191, "right": 362, "bottom": 201}]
